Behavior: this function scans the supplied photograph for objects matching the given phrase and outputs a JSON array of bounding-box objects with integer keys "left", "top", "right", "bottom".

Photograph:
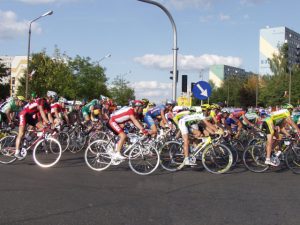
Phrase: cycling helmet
[
  {"left": 201, "top": 104, "right": 211, "bottom": 111},
  {"left": 47, "top": 90, "right": 58, "bottom": 98},
  {"left": 259, "top": 109, "right": 267, "bottom": 117},
  {"left": 16, "top": 96, "right": 25, "bottom": 101},
  {"left": 210, "top": 103, "right": 220, "bottom": 110},
  {"left": 141, "top": 98, "right": 149, "bottom": 106},
  {"left": 31, "top": 92, "right": 37, "bottom": 99},
  {"left": 58, "top": 97, "right": 67, "bottom": 103},
  {"left": 93, "top": 109, "right": 101, "bottom": 115},
  {"left": 132, "top": 100, "right": 143, "bottom": 107},
  {"left": 148, "top": 102, "right": 156, "bottom": 107},
  {"left": 282, "top": 103, "right": 294, "bottom": 110},
  {"left": 166, "top": 100, "right": 176, "bottom": 106},
  {"left": 221, "top": 108, "right": 229, "bottom": 114}
]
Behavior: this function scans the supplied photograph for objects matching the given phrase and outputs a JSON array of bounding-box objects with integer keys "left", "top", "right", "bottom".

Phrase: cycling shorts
[
  {"left": 261, "top": 117, "right": 274, "bottom": 135},
  {"left": 19, "top": 111, "right": 38, "bottom": 127},
  {"left": 144, "top": 114, "right": 156, "bottom": 128},
  {"left": 108, "top": 119, "right": 124, "bottom": 135}
]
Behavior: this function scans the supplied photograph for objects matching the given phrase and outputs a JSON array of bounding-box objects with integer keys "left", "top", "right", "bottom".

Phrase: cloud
[
  {"left": 130, "top": 81, "right": 172, "bottom": 102},
  {"left": 165, "top": 0, "right": 215, "bottom": 10},
  {"left": 0, "top": 10, "right": 42, "bottom": 40},
  {"left": 219, "top": 13, "right": 230, "bottom": 21},
  {"left": 134, "top": 54, "right": 242, "bottom": 71},
  {"left": 16, "top": 0, "right": 67, "bottom": 4},
  {"left": 239, "top": 0, "right": 267, "bottom": 6},
  {"left": 18, "top": 0, "right": 56, "bottom": 3}
]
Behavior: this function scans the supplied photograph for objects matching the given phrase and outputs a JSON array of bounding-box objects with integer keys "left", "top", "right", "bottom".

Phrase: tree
[
  {"left": 0, "top": 59, "right": 10, "bottom": 99},
  {"left": 109, "top": 75, "right": 135, "bottom": 106},
  {"left": 17, "top": 48, "right": 110, "bottom": 100},
  {"left": 69, "top": 55, "right": 109, "bottom": 100}
]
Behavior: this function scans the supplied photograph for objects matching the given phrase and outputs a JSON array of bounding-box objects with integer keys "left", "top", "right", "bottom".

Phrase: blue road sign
[{"left": 192, "top": 81, "right": 212, "bottom": 100}]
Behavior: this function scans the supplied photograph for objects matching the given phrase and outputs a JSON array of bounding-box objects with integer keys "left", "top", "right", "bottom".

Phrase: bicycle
[
  {"left": 0, "top": 126, "right": 62, "bottom": 168},
  {"left": 159, "top": 135, "right": 233, "bottom": 174},
  {"left": 84, "top": 132, "right": 160, "bottom": 175},
  {"left": 243, "top": 135, "right": 300, "bottom": 173}
]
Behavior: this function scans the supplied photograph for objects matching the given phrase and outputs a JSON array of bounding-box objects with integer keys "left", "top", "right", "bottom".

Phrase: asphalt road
[{"left": 1, "top": 152, "right": 299, "bottom": 225}]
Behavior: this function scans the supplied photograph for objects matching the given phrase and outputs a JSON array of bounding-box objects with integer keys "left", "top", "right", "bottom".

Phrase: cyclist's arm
[
  {"left": 38, "top": 105, "right": 49, "bottom": 124},
  {"left": 129, "top": 114, "right": 145, "bottom": 131},
  {"left": 160, "top": 109, "right": 168, "bottom": 126}
]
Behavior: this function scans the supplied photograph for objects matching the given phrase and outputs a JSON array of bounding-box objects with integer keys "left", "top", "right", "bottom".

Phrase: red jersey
[
  {"left": 23, "top": 98, "right": 50, "bottom": 115},
  {"left": 110, "top": 106, "right": 135, "bottom": 123}
]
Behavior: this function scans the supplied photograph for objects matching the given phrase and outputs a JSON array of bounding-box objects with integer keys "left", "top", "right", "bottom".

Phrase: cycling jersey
[
  {"left": 81, "top": 99, "right": 100, "bottom": 117},
  {"left": 19, "top": 98, "right": 50, "bottom": 126},
  {"left": 262, "top": 109, "right": 290, "bottom": 135},
  {"left": 0, "top": 99, "right": 21, "bottom": 113},
  {"left": 51, "top": 102, "right": 63, "bottom": 115},
  {"left": 108, "top": 106, "right": 135, "bottom": 134},
  {"left": 172, "top": 111, "right": 190, "bottom": 125},
  {"left": 144, "top": 105, "right": 166, "bottom": 128},
  {"left": 178, "top": 113, "right": 206, "bottom": 135}
]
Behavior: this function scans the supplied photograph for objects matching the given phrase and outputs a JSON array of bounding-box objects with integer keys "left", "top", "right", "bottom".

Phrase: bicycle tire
[
  {"left": 243, "top": 143, "right": 269, "bottom": 173},
  {"left": 159, "top": 141, "right": 184, "bottom": 172},
  {"left": 33, "top": 137, "right": 62, "bottom": 168},
  {"left": 69, "top": 127, "right": 87, "bottom": 153},
  {"left": 129, "top": 143, "right": 160, "bottom": 175},
  {"left": 0, "top": 135, "right": 17, "bottom": 164},
  {"left": 84, "top": 140, "right": 113, "bottom": 171},
  {"left": 202, "top": 143, "right": 233, "bottom": 174},
  {"left": 285, "top": 145, "right": 300, "bottom": 174}
]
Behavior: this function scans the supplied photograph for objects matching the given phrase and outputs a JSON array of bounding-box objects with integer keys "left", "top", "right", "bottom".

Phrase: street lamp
[
  {"left": 98, "top": 53, "right": 111, "bottom": 65},
  {"left": 26, "top": 10, "right": 53, "bottom": 99},
  {"left": 137, "top": 0, "right": 178, "bottom": 101}
]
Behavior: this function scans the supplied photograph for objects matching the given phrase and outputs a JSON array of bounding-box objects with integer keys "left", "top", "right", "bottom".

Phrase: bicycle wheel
[
  {"left": 33, "top": 137, "right": 62, "bottom": 168},
  {"left": 231, "top": 140, "right": 245, "bottom": 166},
  {"left": 129, "top": 143, "right": 160, "bottom": 175},
  {"left": 285, "top": 146, "right": 300, "bottom": 174},
  {"left": 88, "top": 131, "right": 111, "bottom": 144},
  {"left": 202, "top": 144, "right": 233, "bottom": 174},
  {"left": 85, "top": 140, "right": 112, "bottom": 171},
  {"left": 243, "top": 143, "right": 269, "bottom": 173},
  {"left": 52, "top": 131, "right": 70, "bottom": 153},
  {"left": 0, "top": 135, "right": 17, "bottom": 164},
  {"left": 159, "top": 141, "right": 184, "bottom": 171},
  {"left": 69, "top": 127, "right": 87, "bottom": 153}
]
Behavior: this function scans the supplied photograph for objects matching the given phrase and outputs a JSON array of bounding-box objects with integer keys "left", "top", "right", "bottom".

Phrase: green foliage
[
  {"left": 17, "top": 47, "right": 113, "bottom": 101},
  {"left": 109, "top": 75, "right": 135, "bottom": 106},
  {"left": 0, "top": 59, "right": 10, "bottom": 99}
]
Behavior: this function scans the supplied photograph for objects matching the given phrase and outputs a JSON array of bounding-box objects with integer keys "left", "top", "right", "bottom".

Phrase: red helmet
[{"left": 132, "top": 100, "right": 143, "bottom": 107}]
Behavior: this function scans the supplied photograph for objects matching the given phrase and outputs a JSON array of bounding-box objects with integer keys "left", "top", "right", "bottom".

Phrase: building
[
  {"left": 259, "top": 26, "right": 300, "bottom": 75},
  {"left": 0, "top": 55, "right": 27, "bottom": 97},
  {"left": 209, "top": 64, "right": 248, "bottom": 88}
]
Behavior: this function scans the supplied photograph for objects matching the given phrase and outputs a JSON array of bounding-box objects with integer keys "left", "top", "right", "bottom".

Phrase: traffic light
[
  {"left": 296, "top": 45, "right": 300, "bottom": 65},
  {"left": 191, "top": 82, "right": 196, "bottom": 92},
  {"left": 169, "top": 70, "right": 178, "bottom": 83},
  {"left": 182, "top": 75, "right": 187, "bottom": 93}
]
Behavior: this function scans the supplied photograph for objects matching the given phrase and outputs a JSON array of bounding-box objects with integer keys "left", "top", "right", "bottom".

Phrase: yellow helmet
[
  {"left": 93, "top": 109, "right": 100, "bottom": 115},
  {"left": 210, "top": 103, "right": 220, "bottom": 110},
  {"left": 201, "top": 104, "right": 211, "bottom": 111},
  {"left": 16, "top": 96, "right": 25, "bottom": 101}
]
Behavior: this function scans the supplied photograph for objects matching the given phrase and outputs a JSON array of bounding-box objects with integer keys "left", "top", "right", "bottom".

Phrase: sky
[{"left": 0, "top": 0, "right": 300, "bottom": 102}]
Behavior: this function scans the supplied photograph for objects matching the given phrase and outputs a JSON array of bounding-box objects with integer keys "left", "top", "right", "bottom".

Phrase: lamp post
[
  {"left": 288, "top": 65, "right": 292, "bottom": 104},
  {"left": 137, "top": 0, "right": 178, "bottom": 101},
  {"left": 26, "top": 10, "right": 53, "bottom": 99},
  {"left": 98, "top": 53, "right": 111, "bottom": 65}
]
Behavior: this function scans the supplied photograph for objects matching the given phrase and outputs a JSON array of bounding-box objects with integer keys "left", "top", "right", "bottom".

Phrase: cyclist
[
  {"left": 14, "top": 91, "right": 55, "bottom": 159},
  {"left": 0, "top": 96, "right": 25, "bottom": 128},
  {"left": 262, "top": 103, "right": 300, "bottom": 166},
  {"left": 178, "top": 109, "right": 220, "bottom": 166},
  {"left": 51, "top": 97, "right": 70, "bottom": 126},
  {"left": 144, "top": 100, "right": 176, "bottom": 136},
  {"left": 108, "top": 100, "right": 148, "bottom": 160},
  {"left": 81, "top": 98, "right": 100, "bottom": 122}
]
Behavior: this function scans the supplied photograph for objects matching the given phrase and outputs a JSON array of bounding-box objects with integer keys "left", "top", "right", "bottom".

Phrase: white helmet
[
  {"left": 58, "top": 97, "right": 67, "bottom": 103},
  {"left": 47, "top": 91, "right": 58, "bottom": 98}
]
